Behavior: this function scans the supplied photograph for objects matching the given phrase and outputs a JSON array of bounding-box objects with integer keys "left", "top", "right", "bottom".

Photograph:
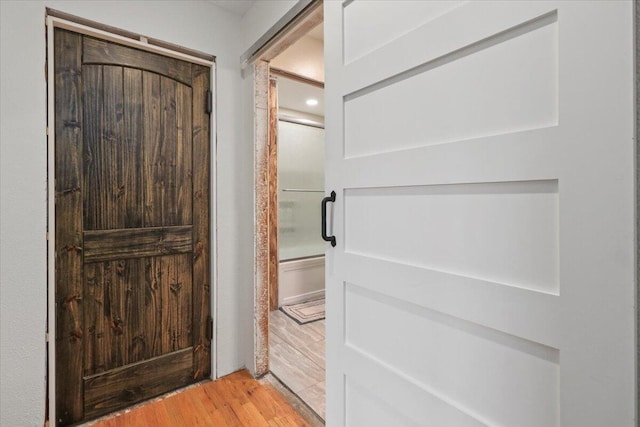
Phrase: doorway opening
[
  {"left": 268, "top": 31, "right": 325, "bottom": 417},
  {"left": 244, "top": 0, "right": 325, "bottom": 420}
]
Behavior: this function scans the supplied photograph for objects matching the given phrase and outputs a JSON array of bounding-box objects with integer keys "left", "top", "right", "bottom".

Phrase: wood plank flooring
[
  {"left": 85, "top": 370, "right": 311, "bottom": 426},
  {"left": 269, "top": 310, "right": 325, "bottom": 419}
]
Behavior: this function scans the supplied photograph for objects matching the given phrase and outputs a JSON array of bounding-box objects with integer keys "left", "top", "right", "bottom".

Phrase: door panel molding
[
  {"left": 326, "top": 1, "right": 636, "bottom": 426},
  {"left": 53, "top": 29, "right": 84, "bottom": 423},
  {"left": 83, "top": 37, "right": 193, "bottom": 86},
  {"left": 83, "top": 226, "right": 193, "bottom": 262},
  {"left": 83, "top": 347, "right": 193, "bottom": 419}
]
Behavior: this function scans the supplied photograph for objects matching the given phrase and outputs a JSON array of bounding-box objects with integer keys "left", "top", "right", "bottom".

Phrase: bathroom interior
[{"left": 267, "top": 23, "right": 327, "bottom": 420}]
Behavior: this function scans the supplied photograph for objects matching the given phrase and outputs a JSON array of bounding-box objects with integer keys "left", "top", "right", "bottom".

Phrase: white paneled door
[{"left": 324, "top": 1, "right": 635, "bottom": 426}]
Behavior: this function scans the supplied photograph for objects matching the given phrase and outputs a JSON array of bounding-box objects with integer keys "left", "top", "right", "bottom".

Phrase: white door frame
[
  {"left": 635, "top": 3, "right": 640, "bottom": 424},
  {"left": 46, "top": 13, "right": 217, "bottom": 425}
]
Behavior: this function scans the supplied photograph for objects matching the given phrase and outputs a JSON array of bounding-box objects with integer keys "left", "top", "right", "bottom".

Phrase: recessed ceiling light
[{"left": 306, "top": 98, "right": 319, "bottom": 106}]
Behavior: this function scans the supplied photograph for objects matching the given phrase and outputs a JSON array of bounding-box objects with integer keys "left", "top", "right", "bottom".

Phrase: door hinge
[
  {"left": 206, "top": 90, "right": 213, "bottom": 115},
  {"left": 206, "top": 315, "right": 213, "bottom": 341}
]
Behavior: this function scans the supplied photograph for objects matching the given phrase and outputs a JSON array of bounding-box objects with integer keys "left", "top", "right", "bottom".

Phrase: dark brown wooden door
[{"left": 54, "top": 28, "right": 211, "bottom": 425}]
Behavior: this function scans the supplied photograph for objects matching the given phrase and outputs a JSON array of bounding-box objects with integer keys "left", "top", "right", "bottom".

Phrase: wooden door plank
[
  {"left": 84, "top": 263, "right": 98, "bottom": 375},
  {"left": 123, "top": 68, "right": 144, "bottom": 228},
  {"left": 159, "top": 256, "right": 172, "bottom": 354},
  {"left": 161, "top": 76, "right": 178, "bottom": 226},
  {"left": 83, "top": 225, "right": 193, "bottom": 262},
  {"left": 142, "top": 71, "right": 163, "bottom": 227},
  {"left": 176, "top": 83, "right": 193, "bottom": 225},
  {"left": 143, "top": 256, "right": 163, "bottom": 358},
  {"left": 165, "top": 255, "right": 179, "bottom": 352},
  {"left": 83, "top": 37, "right": 193, "bottom": 86},
  {"left": 55, "top": 28, "right": 85, "bottom": 425},
  {"left": 102, "top": 65, "right": 125, "bottom": 229},
  {"left": 191, "top": 64, "right": 211, "bottom": 380},
  {"left": 124, "top": 258, "right": 145, "bottom": 366},
  {"left": 83, "top": 347, "right": 193, "bottom": 419},
  {"left": 106, "top": 260, "right": 125, "bottom": 369},
  {"left": 83, "top": 64, "right": 104, "bottom": 231},
  {"left": 175, "top": 254, "right": 193, "bottom": 350},
  {"left": 84, "top": 262, "right": 110, "bottom": 375}
]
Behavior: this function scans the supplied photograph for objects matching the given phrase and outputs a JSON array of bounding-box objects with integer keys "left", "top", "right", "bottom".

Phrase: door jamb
[
  {"left": 46, "top": 13, "right": 217, "bottom": 426},
  {"left": 635, "top": 1, "right": 640, "bottom": 425}
]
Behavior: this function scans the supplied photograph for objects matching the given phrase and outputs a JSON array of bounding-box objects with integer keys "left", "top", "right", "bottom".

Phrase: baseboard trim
[{"left": 281, "top": 289, "right": 325, "bottom": 307}]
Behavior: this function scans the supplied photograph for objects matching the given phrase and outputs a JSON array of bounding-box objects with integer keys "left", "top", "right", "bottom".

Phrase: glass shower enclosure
[{"left": 278, "top": 119, "right": 325, "bottom": 261}]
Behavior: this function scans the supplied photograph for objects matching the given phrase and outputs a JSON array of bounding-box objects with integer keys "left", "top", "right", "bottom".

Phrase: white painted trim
[
  {"left": 210, "top": 62, "right": 219, "bottom": 381},
  {"left": 279, "top": 256, "right": 325, "bottom": 272},
  {"left": 240, "top": 0, "right": 316, "bottom": 68},
  {"left": 45, "top": 15, "right": 217, "bottom": 426},
  {"left": 47, "top": 16, "right": 215, "bottom": 67},
  {"left": 46, "top": 15, "right": 56, "bottom": 427},
  {"left": 282, "top": 289, "right": 325, "bottom": 306}
]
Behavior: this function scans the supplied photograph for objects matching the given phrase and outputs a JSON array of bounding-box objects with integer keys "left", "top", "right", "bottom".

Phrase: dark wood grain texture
[
  {"left": 83, "top": 226, "right": 193, "bottom": 262},
  {"left": 191, "top": 64, "right": 211, "bottom": 380},
  {"left": 143, "top": 256, "right": 164, "bottom": 358},
  {"left": 84, "top": 263, "right": 111, "bottom": 375},
  {"left": 176, "top": 83, "right": 193, "bottom": 225},
  {"left": 83, "top": 348, "right": 193, "bottom": 419},
  {"left": 55, "top": 28, "right": 85, "bottom": 425},
  {"left": 161, "top": 77, "right": 178, "bottom": 226},
  {"left": 83, "top": 64, "right": 104, "bottom": 231},
  {"left": 268, "top": 77, "right": 279, "bottom": 311},
  {"left": 83, "top": 36, "right": 192, "bottom": 85},
  {"left": 123, "top": 68, "right": 144, "bottom": 228},
  {"left": 57, "top": 29, "right": 211, "bottom": 425},
  {"left": 103, "top": 65, "right": 125, "bottom": 229},
  {"left": 142, "top": 71, "right": 163, "bottom": 227}
]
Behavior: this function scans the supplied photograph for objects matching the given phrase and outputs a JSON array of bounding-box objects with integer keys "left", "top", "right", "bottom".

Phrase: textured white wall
[
  {"left": 0, "top": 1, "right": 254, "bottom": 425},
  {"left": 240, "top": 0, "right": 298, "bottom": 53}
]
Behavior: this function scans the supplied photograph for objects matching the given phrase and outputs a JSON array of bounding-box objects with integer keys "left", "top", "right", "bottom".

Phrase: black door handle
[{"left": 321, "top": 191, "right": 336, "bottom": 247}]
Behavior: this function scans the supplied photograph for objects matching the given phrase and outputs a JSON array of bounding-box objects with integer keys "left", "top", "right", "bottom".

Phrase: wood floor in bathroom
[{"left": 269, "top": 310, "right": 326, "bottom": 420}]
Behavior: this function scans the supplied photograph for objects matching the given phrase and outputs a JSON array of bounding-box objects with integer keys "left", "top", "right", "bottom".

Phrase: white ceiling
[
  {"left": 277, "top": 77, "right": 324, "bottom": 118},
  {"left": 306, "top": 23, "right": 323, "bottom": 41},
  {"left": 209, "top": 0, "right": 324, "bottom": 117},
  {"left": 209, "top": 0, "right": 256, "bottom": 16}
]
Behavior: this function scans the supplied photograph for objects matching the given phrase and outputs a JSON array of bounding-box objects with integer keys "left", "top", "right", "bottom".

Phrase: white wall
[
  {"left": 240, "top": 0, "right": 298, "bottom": 53},
  {"left": 0, "top": 1, "right": 255, "bottom": 425}
]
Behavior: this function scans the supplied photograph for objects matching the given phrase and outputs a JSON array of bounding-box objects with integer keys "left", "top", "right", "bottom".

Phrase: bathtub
[{"left": 278, "top": 256, "right": 325, "bottom": 307}]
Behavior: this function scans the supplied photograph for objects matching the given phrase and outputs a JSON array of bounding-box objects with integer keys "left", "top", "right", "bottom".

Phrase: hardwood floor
[
  {"left": 85, "top": 370, "right": 311, "bottom": 426},
  {"left": 269, "top": 310, "right": 325, "bottom": 419}
]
